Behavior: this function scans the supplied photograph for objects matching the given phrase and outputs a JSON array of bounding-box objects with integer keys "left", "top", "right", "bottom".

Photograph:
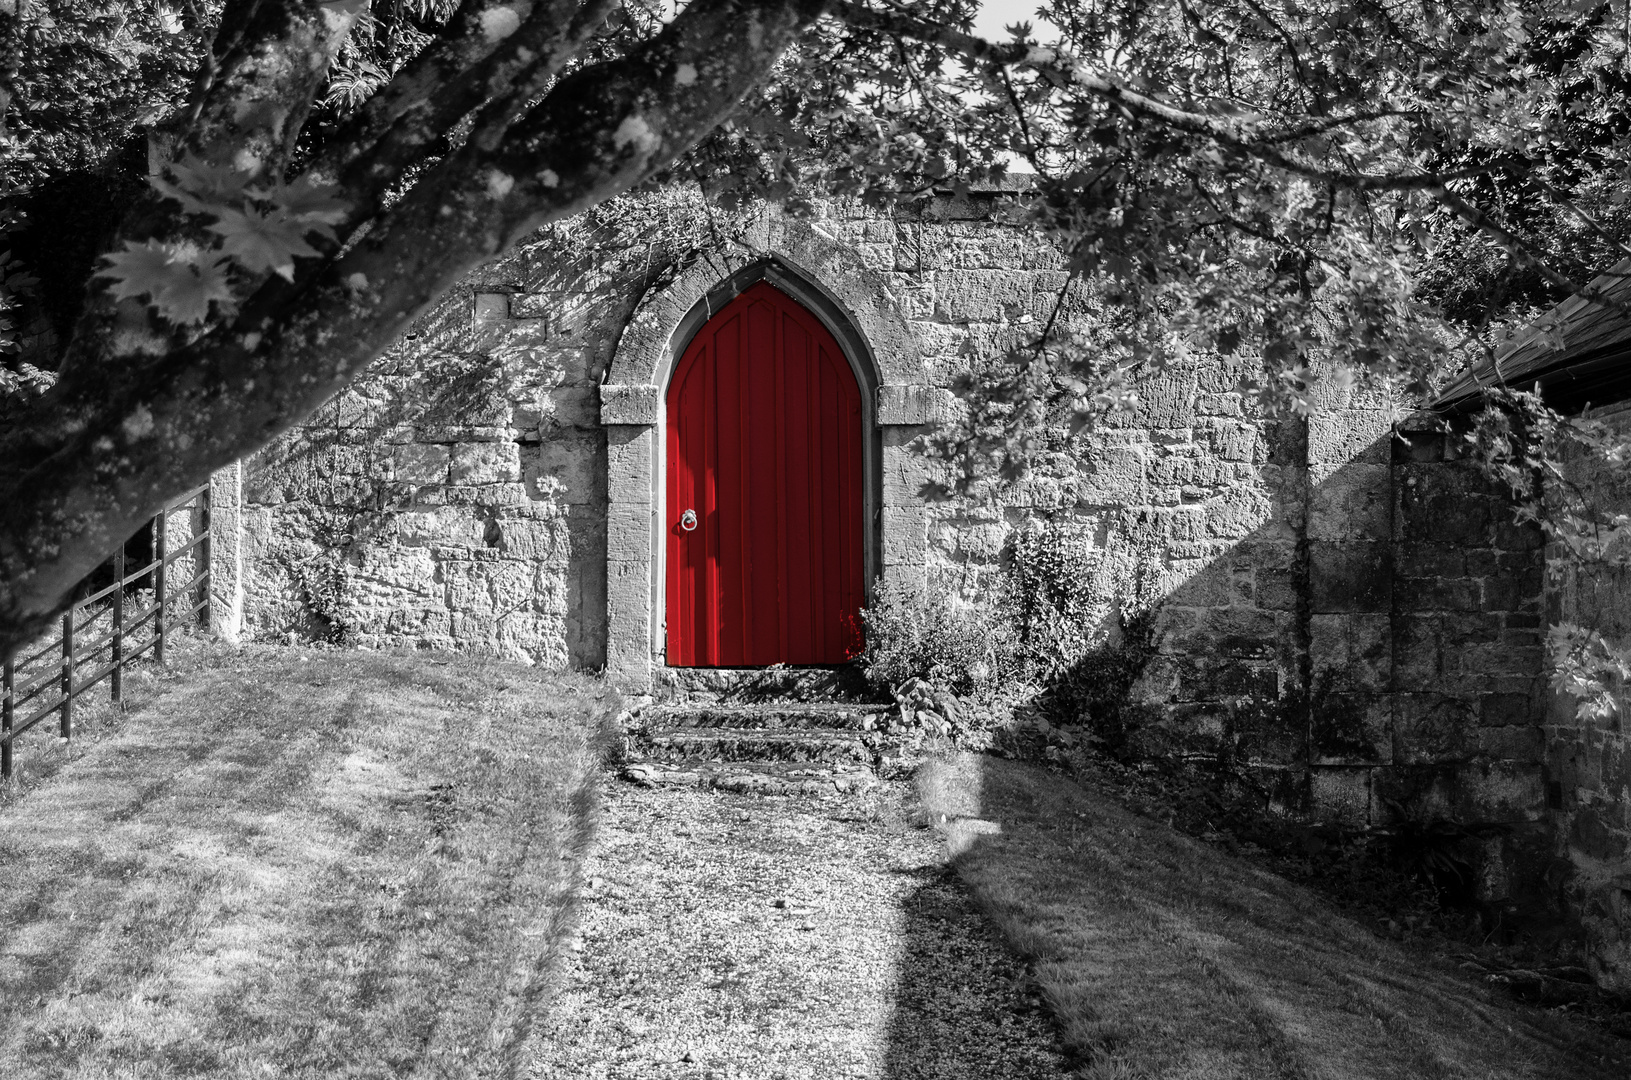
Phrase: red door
[{"left": 666, "top": 282, "right": 864, "bottom": 666}]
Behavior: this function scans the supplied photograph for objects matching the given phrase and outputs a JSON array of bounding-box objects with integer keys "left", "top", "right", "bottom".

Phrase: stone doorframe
[{"left": 598, "top": 213, "right": 947, "bottom": 687}]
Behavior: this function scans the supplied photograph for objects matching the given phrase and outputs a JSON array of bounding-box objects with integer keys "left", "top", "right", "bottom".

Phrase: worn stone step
[
  {"left": 631, "top": 726, "right": 873, "bottom": 766},
  {"left": 620, "top": 760, "right": 878, "bottom": 797},
  {"left": 655, "top": 665, "right": 874, "bottom": 702},
  {"left": 638, "top": 702, "right": 889, "bottom": 731}
]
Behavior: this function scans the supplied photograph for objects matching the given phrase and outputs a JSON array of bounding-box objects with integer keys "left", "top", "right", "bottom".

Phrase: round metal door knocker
[{"left": 679, "top": 508, "right": 698, "bottom": 531}]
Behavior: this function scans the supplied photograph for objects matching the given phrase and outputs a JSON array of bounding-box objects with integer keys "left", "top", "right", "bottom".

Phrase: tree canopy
[{"left": 4, "top": 0, "right": 1631, "bottom": 657}]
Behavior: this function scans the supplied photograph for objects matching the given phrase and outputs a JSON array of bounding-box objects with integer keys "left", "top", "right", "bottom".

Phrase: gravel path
[{"left": 526, "top": 777, "right": 1070, "bottom": 1080}]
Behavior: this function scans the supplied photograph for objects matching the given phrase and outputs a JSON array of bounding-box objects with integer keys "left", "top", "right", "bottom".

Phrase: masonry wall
[
  {"left": 234, "top": 188, "right": 1559, "bottom": 927},
  {"left": 1545, "top": 401, "right": 1631, "bottom": 990}
]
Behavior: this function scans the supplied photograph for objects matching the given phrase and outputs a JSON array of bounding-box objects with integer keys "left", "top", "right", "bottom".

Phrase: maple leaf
[
  {"left": 251, "top": 175, "right": 351, "bottom": 240},
  {"left": 151, "top": 158, "right": 256, "bottom": 215},
  {"left": 208, "top": 206, "right": 321, "bottom": 281},
  {"left": 152, "top": 253, "right": 236, "bottom": 325},
  {"left": 98, "top": 241, "right": 236, "bottom": 325},
  {"left": 97, "top": 240, "right": 185, "bottom": 302}
]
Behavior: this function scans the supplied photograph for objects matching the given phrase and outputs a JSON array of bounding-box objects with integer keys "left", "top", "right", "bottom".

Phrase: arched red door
[{"left": 666, "top": 281, "right": 864, "bottom": 666}]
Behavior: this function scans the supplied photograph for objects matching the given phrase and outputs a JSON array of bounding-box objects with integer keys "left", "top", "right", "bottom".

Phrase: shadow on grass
[
  {"left": 909, "top": 751, "right": 1631, "bottom": 1080},
  {"left": 879, "top": 858, "right": 1073, "bottom": 1078}
]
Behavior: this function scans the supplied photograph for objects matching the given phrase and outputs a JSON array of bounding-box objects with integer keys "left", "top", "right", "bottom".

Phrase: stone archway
[{"left": 598, "top": 212, "right": 945, "bottom": 686}]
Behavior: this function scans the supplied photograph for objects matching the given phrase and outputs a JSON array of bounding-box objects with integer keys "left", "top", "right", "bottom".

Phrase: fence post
[
  {"left": 154, "top": 508, "right": 168, "bottom": 666},
  {"left": 61, "top": 609, "right": 74, "bottom": 742},
  {"left": 112, "top": 544, "right": 125, "bottom": 704},
  {"left": 198, "top": 487, "right": 212, "bottom": 629},
  {"left": 2, "top": 655, "right": 12, "bottom": 781}
]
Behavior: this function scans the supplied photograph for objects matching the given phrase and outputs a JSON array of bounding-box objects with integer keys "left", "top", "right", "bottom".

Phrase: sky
[{"left": 970, "top": 0, "right": 1056, "bottom": 42}]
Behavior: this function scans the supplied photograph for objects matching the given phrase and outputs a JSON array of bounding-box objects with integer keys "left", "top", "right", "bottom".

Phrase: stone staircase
[{"left": 619, "top": 668, "right": 894, "bottom": 797}]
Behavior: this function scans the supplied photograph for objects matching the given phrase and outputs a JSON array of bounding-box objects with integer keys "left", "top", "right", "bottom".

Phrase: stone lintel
[
  {"left": 599, "top": 384, "right": 662, "bottom": 426},
  {"left": 877, "top": 384, "right": 949, "bottom": 426}
]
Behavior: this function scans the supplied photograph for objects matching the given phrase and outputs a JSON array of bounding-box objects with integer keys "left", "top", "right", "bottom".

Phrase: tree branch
[{"left": 0, "top": 0, "right": 828, "bottom": 654}]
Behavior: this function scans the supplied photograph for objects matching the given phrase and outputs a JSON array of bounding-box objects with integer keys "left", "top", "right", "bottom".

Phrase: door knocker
[{"left": 679, "top": 508, "right": 698, "bottom": 532}]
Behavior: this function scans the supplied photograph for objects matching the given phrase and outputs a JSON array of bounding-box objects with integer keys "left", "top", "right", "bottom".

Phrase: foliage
[
  {"left": 859, "top": 574, "right": 1025, "bottom": 702},
  {"left": 1466, "top": 387, "right": 1631, "bottom": 721},
  {"left": 11, "top": 0, "right": 1631, "bottom": 655},
  {"left": 1004, "top": 514, "right": 1101, "bottom": 664},
  {"left": 96, "top": 161, "right": 351, "bottom": 326},
  {"left": 1372, "top": 802, "right": 1512, "bottom": 909}
]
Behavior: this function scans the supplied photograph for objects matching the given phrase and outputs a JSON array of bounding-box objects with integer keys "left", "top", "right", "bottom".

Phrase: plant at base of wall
[{"left": 858, "top": 574, "right": 1027, "bottom": 704}]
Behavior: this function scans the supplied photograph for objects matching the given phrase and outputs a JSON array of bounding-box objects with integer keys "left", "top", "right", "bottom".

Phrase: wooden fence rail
[{"left": 1, "top": 483, "right": 212, "bottom": 781}]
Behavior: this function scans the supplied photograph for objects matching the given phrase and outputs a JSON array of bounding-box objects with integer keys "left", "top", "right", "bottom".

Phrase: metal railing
[{"left": 1, "top": 482, "right": 211, "bottom": 780}]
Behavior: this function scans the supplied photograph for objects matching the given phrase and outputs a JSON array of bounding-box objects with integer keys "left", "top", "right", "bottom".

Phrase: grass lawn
[
  {"left": 0, "top": 641, "right": 616, "bottom": 1079},
  {"left": 920, "top": 752, "right": 1631, "bottom": 1080}
]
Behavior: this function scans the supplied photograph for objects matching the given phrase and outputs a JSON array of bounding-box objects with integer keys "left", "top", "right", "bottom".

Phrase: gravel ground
[{"left": 526, "top": 776, "right": 1070, "bottom": 1080}]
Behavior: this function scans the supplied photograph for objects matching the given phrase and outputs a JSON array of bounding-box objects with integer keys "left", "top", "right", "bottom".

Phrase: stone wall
[
  {"left": 1545, "top": 401, "right": 1631, "bottom": 990},
  {"left": 229, "top": 187, "right": 1560, "bottom": 918}
]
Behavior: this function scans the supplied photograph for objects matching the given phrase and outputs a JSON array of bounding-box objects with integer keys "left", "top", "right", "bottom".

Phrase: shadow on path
[
  {"left": 904, "top": 751, "right": 1631, "bottom": 1080},
  {"left": 880, "top": 862, "right": 1073, "bottom": 1079}
]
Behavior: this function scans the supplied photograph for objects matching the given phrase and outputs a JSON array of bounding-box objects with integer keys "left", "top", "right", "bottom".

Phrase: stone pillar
[
  {"left": 209, "top": 461, "right": 245, "bottom": 644},
  {"left": 600, "top": 385, "right": 661, "bottom": 689},
  {"left": 876, "top": 385, "right": 946, "bottom": 591}
]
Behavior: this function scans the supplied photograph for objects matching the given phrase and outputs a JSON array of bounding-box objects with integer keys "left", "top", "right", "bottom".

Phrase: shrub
[{"left": 859, "top": 574, "right": 1024, "bottom": 702}]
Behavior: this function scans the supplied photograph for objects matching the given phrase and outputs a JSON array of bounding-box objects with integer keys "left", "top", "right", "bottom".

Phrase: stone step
[
  {"left": 620, "top": 760, "right": 878, "bottom": 797},
  {"left": 630, "top": 726, "right": 874, "bottom": 766},
  {"left": 638, "top": 702, "right": 889, "bottom": 731},
  {"left": 655, "top": 665, "right": 875, "bottom": 702}
]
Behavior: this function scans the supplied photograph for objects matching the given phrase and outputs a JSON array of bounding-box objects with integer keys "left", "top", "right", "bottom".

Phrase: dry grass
[
  {"left": 0, "top": 641, "right": 615, "bottom": 1079},
  {"left": 530, "top": 777, "right": 1070, "bottom": 1079},
  {"left": 919, "top": 752, "right": 1631, "bottom": 1080}
]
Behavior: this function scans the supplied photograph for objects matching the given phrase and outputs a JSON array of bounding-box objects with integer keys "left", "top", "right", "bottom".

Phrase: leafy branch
[{"left": 96, "top": 159, "right": 350, "bottom": 326}]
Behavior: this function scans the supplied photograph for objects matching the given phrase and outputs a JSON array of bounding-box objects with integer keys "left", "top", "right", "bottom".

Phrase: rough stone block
[
  {"left": 599, "top": 384, "right": 662, "bottom": 425},
  {"left": 450, "top": 442, "right": 521, "bottom": 485},
  {"left": 877, "top": 384, "right": 950, "bottom": 425},
  {"left": 1132, "top": 373, "right": 1197, "bottom": 429},
  {"left": 509, "top": 292, "right": 561, "bottom": 321},
  {"left": 1396, "top": 464, "right": 1494, "bottom": 545},
  {"left": 1075, "top": 445, "right": 1147, "bottom": 506},
  {"left": 607, "top": 503, "right": 652, "bottom": 564},
  {"left": 1308, "top": 542, "right": 1391, "bottom": 613},
  {"left": 1455, "top": 643, "right": 1545, "bottom": 678},
  {"left": 1395, "top": 576, "right": 1481, "bottom": 611},
  {"left": 882, "top": 441, "right": 942, "bottom": 505},
  {"left": 1310, "top": 613, "right": 1391, "bottom": 692},
  {"left": 1201, "top": 418, "right": 1261, "bottom": 463},
  {"left": 932, "top": 269, "right": 1033, "bottom": 322},
  {"left": 1253, "top": 568, "right": 1300, "bottom": 612},
  {"left": 1477, "top": 726, "right": 1545, "bottom": 762},
  {"left": 1396, "top": 543, "right": 1464, "bottom": 579},
  {"left": 1309, "top": 767, "right": 1374, "bottom": 827},
  {"left": 1393, "top": 694, "right": 1477, "bottom": 764},
  {"left": 1480, "top": 692, "right": 1538, "bottom": 728},
  {"left": 473, "top": 291, "right": 510, "bottom": 322},
  {"left": 881, "top": 505, "right": 929, "bottom": 565},
  {"left": 495, "top": 516, "right": 569, "bottom": 560},
  {"left": 391, "top": 444, "right": 450, "bottom": 485},
  {"left": 526, "top": 434, "right": 603, "bottom": 505},
  {"left": 1307, "top": 412, "right": 1392, "bottom": 466},
  {"left": 1309, "top": 463, "right": 1390, "bottom": 542},
  {"left": 1212, "top": 483, "right": 1276, "bottom": 540},
  {"left": 605, "top": 426, "right": 654, "bottom": 505},
  {"left": 1312, "top": 694, "right": 1392, "bottom": 764},
  {"left": 1457, "top": 762, "right": 1546, "bottom": 822},
  {"left": 1202, "top": 607, "right": 1280, "bottom": 658},
  {"left": 1390, "top": 615, "right": 1445, "bottom": 691}
]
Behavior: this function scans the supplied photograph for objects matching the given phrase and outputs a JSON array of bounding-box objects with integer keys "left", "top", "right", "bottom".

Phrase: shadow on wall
[
  {"left": 1024, "top": 424, "right": 1555, "bottom": 918},
  {"left": 234, "top": 217, "right": 686, "bottom": 667}
]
